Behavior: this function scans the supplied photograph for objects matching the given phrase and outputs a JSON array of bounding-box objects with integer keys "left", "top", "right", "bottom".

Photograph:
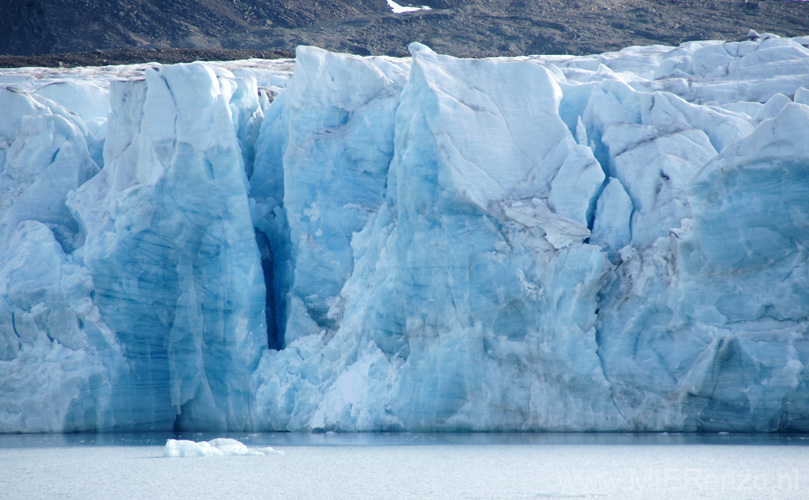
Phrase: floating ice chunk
[{"left": 163, "top": 438, "right": 283, "bottom": 458}]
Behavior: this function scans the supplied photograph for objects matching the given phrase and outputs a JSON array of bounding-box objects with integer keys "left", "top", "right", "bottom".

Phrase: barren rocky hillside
[{"left": 0, "top": 0, "right": 807, "bottom": 66}]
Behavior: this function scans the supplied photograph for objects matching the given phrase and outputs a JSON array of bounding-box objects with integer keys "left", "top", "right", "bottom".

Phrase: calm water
[{"left": 1, "top": 432, "right": 808, "bottom": 499}]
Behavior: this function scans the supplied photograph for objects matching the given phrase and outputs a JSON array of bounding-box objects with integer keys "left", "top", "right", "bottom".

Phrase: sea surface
[{"left": 1, "top": 432, "right": 807, "bottom": 499}]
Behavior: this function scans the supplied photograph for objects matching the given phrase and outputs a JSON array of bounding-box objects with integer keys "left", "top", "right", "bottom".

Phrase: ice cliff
[{"left": 2, "top": 34, "right": 809, "bottom": 432}]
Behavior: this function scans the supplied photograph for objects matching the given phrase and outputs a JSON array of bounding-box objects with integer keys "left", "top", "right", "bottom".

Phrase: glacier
[{"left": 2, "top": 34, "right": 809, "bottom": 433}]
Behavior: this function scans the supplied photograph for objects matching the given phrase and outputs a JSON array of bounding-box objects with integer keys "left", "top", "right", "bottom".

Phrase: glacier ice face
[
  {"left": 3, "top": 35, "right": 809, "bottom": 433},
  {"left": 265, "top": 47, "right": 409, "bottom": 343},
  {"left": 0, "top": 87, "right": 122, "bottom": 432},
  {"left": 0, "top": 220, "right": 125, "bottom": 432},
  {"left": 1, "top": 62, "right": 287, "bottom": 431},
  {"left": 593, "top": 104, "right": 809, "bottom": 431},
  {"left": 66, "top": 63, "right": 270, "bottom": 431}
]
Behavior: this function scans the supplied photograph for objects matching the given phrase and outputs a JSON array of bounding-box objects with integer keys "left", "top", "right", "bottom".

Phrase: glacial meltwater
[{"left": 1, "top": 433, "right": 808, "bottom": 499}]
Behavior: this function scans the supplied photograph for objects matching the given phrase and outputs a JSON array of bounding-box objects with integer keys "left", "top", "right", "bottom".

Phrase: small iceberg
[{"left": 163, "top": 438, "right": 284, "bottom": 458}]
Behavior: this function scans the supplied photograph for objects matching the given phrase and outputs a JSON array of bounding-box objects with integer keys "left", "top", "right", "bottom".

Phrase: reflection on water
[{"left": 2, "top": 431, "right": 808, "bottom": 448}]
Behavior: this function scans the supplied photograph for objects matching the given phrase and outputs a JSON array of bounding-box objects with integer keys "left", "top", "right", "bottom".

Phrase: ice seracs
[
  {"left": 66, "top": 63, "right": 270, "bottom": 431},
  {"left": 2, "top": 34, "right": 809, "bottom": 433}
]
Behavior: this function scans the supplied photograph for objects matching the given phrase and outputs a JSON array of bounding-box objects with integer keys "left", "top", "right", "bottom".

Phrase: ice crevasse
[{"left": 2, "top": 35, "right": 809, "bottom": 432}]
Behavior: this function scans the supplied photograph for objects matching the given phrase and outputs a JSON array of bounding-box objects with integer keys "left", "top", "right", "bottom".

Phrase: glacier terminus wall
[{"left": 2, "top": 34, "right": 809, "bottom": 432}]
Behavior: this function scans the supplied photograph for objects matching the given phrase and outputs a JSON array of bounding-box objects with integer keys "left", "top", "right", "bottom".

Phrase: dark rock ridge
[{"left": 0, "top": 0, "right": 808, "bottom": 66}]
